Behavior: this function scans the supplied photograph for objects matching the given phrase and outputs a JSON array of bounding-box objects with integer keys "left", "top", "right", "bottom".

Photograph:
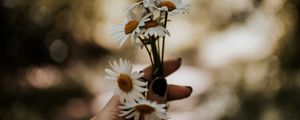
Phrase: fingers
[
  {"left": 142, "top": 58, "right": 193, "bottom": 103},
  {"left": 143, "top": 58, "right": 182, "bottom": 80},
  {"left": 91, "top": 96, "right": 122, "bottom": 120},
  {"left": 167, "top": 85, "right": 193, "bottom": 101}
]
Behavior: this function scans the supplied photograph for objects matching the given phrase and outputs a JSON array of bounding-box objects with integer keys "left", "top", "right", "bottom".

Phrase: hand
[{"left": 91, "top": 58, "right": 193, "bottom": 120}]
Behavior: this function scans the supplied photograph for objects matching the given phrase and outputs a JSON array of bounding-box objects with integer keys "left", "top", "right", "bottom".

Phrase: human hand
[{"left": 91, "top": 58, "right": 193, "bottom": 120}]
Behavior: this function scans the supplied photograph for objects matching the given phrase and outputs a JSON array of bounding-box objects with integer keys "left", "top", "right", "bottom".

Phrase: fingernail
[
  {"left": 151, "top": 77, "right": 167, "bottom": 97},
  {"left": 177, "top": 57, "right": 182, "bottom": 62},
  {"left": 185, "top": 86, "right": 193, "bottom": 92}
]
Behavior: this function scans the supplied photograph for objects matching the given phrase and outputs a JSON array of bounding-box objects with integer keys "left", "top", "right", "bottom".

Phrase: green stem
[
  {"left": 150, "top": 37, "right": 162, "bottom": 77},
  {"left": 139, "top": 37, "right": 154, "bottom": 65}
]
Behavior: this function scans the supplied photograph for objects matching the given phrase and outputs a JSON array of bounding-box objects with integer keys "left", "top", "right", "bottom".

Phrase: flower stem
[
  {"left": 150, "top": 36, "right": 163, "bottom": 77},
  {"left": 139, "top": 37, "right": 154, "bottom": 65},
  {"left": 161, "top": 12, "right": 168, "bottom": 69}
]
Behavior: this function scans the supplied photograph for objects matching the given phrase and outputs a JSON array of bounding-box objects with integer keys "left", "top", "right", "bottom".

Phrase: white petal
[
  {"left": 124, "top": 1, "right": 142, "bottom": 12},
  {"left": 105, "top": 69, "right": 118, "bottom": 76},
  {"left": 125, "top": 111, "right": 137, "bottom": 119},
  {"left": 134, "top": 80, "right": 147, "bottom": 86},
  {"left": 119, "top": 108, "right": 135, "bottom": 116}
]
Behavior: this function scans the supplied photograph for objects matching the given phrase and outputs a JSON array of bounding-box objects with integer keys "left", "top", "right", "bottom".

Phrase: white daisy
[
  {"left": 111, "top": 12, "right": 152, "bottom": 47},
  {"left": 119, "top": 100, "right": 168, "bottom": 120},
  {"left": 155, "top": 0, "right": 190, "bottom": 15},
  {"left": 104, "top": 59, "right": 148, "bottom": 104},
  {"left": 142, "top": 20, "right": 170, "bottom": 38}
]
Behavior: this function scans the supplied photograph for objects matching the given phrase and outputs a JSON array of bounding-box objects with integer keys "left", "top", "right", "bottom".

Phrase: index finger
[{"left": 142, "top": 58, "right": 182, "bottom": 81}]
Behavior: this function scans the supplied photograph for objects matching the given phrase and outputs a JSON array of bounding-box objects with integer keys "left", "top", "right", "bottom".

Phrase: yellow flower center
[
  {"left": 135, "top": 104, "right": 155, "bottom": 114},
  {"left": 117, "top": 74, "right": 133, "bottom": 92},
  {"left": 143, "top": 21, "right": 159, "bottom": 29},
  {"left": 124, "top": 20, "right": 139, "bottom": 34},
  {"left": 159, "top": 1, "right": 176, "bottom": 11}
]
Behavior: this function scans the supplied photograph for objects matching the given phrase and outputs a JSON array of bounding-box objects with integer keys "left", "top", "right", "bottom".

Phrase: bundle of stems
[{"left": 139, "top": 11, "right": 169, "bottom": 100}]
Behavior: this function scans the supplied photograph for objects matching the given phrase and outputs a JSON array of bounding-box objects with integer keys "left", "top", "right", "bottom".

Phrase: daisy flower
[
  {"left": 111, "top": 12, "right": 152, "bottom": 47},
  {"left": 142, "top": 20, "right": 170, "bottom": 38},
  {"left": 155, "top": 0, "right": 190, "bottom": 15},
  {"left": 104, "top": 59, "right": 148, "bottom": 104},
  {"left": 119, "top": 100, "right": 168, "bottom": 120}
]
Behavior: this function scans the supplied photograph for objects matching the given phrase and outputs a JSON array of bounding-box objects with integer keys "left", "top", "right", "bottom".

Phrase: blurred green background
[{"left": 0, "top": 0, "right": 299, "bottom": 120}]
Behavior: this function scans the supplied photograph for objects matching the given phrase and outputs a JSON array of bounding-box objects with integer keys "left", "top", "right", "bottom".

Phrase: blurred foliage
[
  {"left": 0, "top": 0, "right": 107, "bottom": 120},
  {"left": 218, "top": 1, "right": 300, "bottom": 119}
]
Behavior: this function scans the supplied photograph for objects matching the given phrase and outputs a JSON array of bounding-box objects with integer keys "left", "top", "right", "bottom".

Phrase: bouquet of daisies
[{"left": 106, "top": 0, "right": 189, "bottom": 119}]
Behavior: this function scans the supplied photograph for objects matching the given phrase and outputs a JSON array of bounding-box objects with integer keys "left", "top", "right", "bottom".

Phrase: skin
[{"left": 91, "top": 58, "right": 193, "bottom": 120}]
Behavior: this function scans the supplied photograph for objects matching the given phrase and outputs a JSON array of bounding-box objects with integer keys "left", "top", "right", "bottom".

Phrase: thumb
[{"left": 91, "top": 96, "right": 122, "bottom": 120}]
